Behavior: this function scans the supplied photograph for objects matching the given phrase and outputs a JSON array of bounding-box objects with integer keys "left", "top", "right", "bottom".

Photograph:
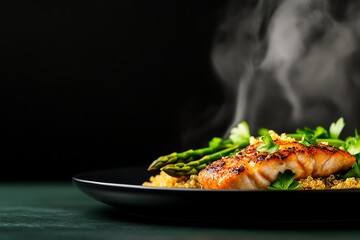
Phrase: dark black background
[{"left": 0, "top": 1, "right": 230, "bottom": 181}]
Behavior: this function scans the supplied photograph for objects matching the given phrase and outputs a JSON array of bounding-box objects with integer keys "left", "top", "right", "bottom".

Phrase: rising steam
[{"left": 211, "top": 0, "right": 360, "bottom": 138}]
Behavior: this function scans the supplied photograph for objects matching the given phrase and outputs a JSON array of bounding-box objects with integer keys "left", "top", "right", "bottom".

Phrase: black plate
[{"left": 72, "top": 167, "right": 360, "bottom": 223}]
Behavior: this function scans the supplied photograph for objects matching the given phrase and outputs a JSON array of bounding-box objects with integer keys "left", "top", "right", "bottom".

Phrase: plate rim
[{"left": 72, "top": 167, "right": 360, "bottom": 223}]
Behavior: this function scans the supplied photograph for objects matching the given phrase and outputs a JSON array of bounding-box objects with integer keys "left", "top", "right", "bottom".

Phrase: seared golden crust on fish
[
  {"left": 309, "top": 144, "right": 355, "bottom": 177},
  {"left": 198, "top": 140, "right": 356, "bottom": 190}
]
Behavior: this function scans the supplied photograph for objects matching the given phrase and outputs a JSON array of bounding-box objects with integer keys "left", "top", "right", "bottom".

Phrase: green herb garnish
[
  {"left": 343, "top": 129, "right": 360, "bottom": 155},
  {"left": 341, "top": 130, "right": 360, "bottom": 178},
  {"left": 267, "top": 170, "right": 300, "bottom": 190},
  {"left": 257, "top": 131, "right": 279, "bottom": 154},
  {"left": 229, "top": 121, "right": 251, "bottom": 145},
  {"left": 257, "top": 128, "right": 269, "bottom": 137},
  {"left": 299, "top": 133, "right": 318, "bottom": 147},
  {"left": 329, "top": 117, "right": 345, "bottom": 139},
  {"left": 290, "top": 117, "right": 345, "bottom": 148}
]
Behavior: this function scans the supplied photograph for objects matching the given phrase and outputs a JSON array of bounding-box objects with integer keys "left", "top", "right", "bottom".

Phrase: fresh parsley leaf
[
  {"left": 208, "top": 137, "right": 225, "bottom": 148},
  {"left": 267, "top": 170, "right": 300, "bottom": 190},
  {"left": 257, "top": 132, "right": 279, "bottom": 154},
  {"left": 343, "top": 130, "right": 360, "bottom": 155},
  {"left": 229, "top": 121, "right": 250, "bottom": 145},
  {"left": 296, "top": 126, "right": 329, "bottom": 139},
  {"left": 257, "top": 128, "right": 269, "bottom": 137},
  {"left": 299, "top": 134, "right": 317, "bottom": 147},
  {"left": 313, "top": 126, "right": 330, "bottom": 138},
  {"left": 342, "top": 130, "right": 360, "bottom": 179},
  {"left": 296, "top": 117, "right": 345, "bottom": 147},
  {"left": 348, "top": 144, "right": 360, "bottom": 156},
  {"left": 329, "top": 117, "right": 345, "bottom": 139}
]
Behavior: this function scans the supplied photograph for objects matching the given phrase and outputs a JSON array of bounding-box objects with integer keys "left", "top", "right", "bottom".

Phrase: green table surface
[{"left": 1, "top": 182, "right": 360, "bottom": 240}]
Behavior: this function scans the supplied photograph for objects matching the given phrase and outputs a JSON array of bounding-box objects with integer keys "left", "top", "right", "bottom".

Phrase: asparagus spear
[
  {"left": 161, "top": 143, "right": 246, "bottom": 177},
  {"left": 147, "top": 139, "right": 232, "bottom": 171},
  {"left": 286, "top": 134, "right": 345, "bottom": 148},
  {"left": 147, "top": 121, "right": 251, "bottom": 173}
]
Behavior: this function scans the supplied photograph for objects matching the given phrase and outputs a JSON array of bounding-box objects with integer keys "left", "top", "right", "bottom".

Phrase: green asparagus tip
[
  {"left": 161, "top": 164, "right": 199, "bottom": 177},
  {"left": 147, "top": 153, "right": 175, "bottom": 171}
]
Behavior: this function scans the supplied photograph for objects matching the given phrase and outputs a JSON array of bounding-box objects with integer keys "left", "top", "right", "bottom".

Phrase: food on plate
[
  {"left": 198, "top": 133, "right": 355, "bottom": 190},
  {"left": 143, "top": 117, "right": 360, "bottom": 190},
  {"left": 142, "top": 171, "right": 202, "bottom": 188}
]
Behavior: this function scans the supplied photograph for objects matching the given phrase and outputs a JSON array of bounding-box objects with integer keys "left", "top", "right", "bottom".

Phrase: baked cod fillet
[{"left": 197, "top": 140, "right": 356, "bottom": 190}]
